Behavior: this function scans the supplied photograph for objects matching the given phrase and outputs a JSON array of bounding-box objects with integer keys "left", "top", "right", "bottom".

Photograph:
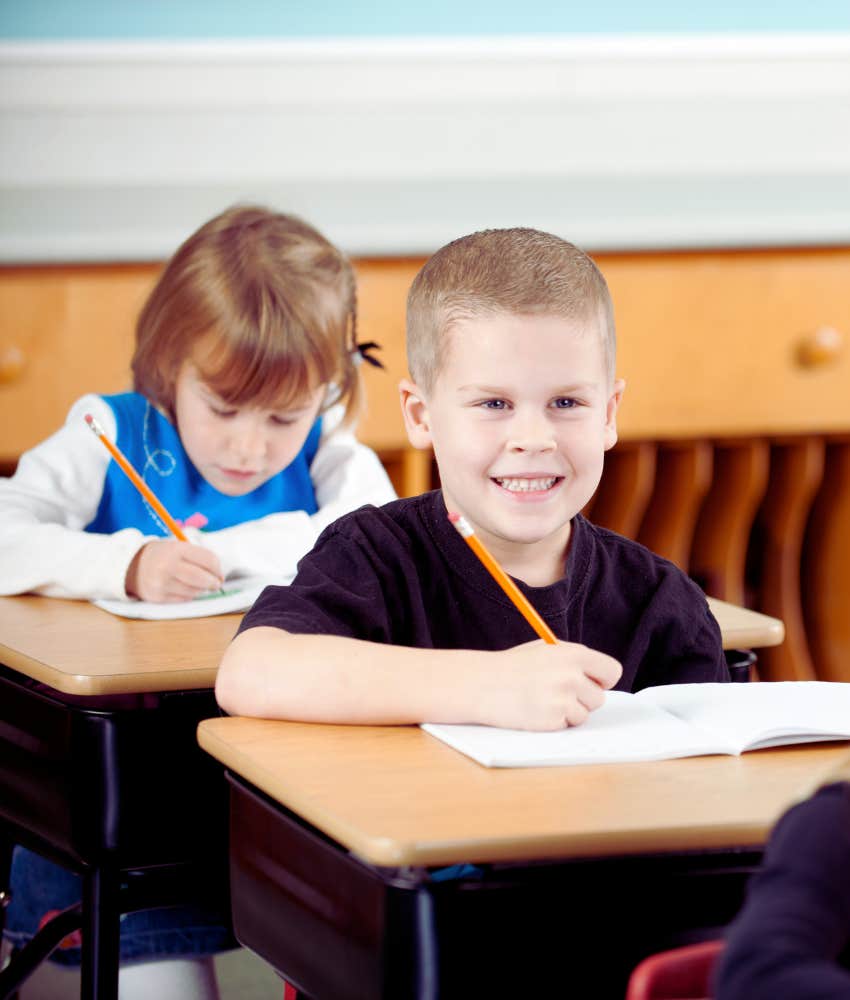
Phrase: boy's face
[
  {"left": 174, "top": 360, "right": 325, "bottom": 497},
  {"left": 400, "top": 312, "right": 624, "bottom": 580}
]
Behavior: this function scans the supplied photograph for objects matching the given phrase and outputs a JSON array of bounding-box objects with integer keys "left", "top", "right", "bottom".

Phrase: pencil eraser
[
  {"left": 84, "top": 413, "right": 93, "bottom": 426},
  {"left": 447, "top": 511, "right": 460, "bottom": 523}
]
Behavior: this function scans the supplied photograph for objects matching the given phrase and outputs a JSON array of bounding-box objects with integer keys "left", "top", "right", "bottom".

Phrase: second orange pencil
[
  {"left": 85, "top": 413, "right": 189, "bottom": 542},
  {"left": 447, "top": 511, "right": 557, "bottom": 644}
]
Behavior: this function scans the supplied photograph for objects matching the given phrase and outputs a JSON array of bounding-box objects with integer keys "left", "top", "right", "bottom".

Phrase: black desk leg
[
  {"left": 80, "top": 866, "right": 120, "bottom": 1000},
  {"left": 414, "top": 886, "right": 439, "bottom": 1000}
]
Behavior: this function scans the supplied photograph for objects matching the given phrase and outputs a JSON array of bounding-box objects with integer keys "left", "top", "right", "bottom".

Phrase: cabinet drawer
[{"left": 607, "top": 248, "right": 850, "bottom": 439}]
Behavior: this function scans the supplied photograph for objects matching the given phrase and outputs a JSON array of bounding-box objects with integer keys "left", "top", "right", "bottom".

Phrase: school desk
[
  {"left": 0, "top": 595, "right": 240, "bottom": 1000},
  {"left": 194, "top": 602, "right": 787, "bottom": 1000},
  {"left": 0, "top": 594, "right": 780, "bottom": 1000},
  {"left": 706, "top": 596, "right": 783, "bottom": 652},
  {"left": 198, "top": 715, "right": 850, "bottom": 999}
]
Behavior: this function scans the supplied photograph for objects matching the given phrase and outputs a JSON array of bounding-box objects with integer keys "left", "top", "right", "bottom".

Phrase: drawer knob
[
  {"left": 796, "top": 326, "right": 844, "bottom": 368},
  {"left": 0, "top": 345, "right": 25, "bottom": 385}
]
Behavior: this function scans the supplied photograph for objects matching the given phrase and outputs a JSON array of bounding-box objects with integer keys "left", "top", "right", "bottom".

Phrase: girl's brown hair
[{"left": 132, "top": 205, "right": 362, "bottom": 423}]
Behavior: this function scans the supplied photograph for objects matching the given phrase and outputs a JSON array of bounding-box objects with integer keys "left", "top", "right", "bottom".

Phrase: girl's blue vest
[{"left": 85, "top": 393, "right": 320, "bottom": 536}]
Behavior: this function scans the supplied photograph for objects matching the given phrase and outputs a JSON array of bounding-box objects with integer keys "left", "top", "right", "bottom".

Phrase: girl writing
[
  {"left": 0, "top": 205, "right": 395, "bottom": 998},
  {"left": 0, "top": 204, "right": 395, "bottom": 602}
]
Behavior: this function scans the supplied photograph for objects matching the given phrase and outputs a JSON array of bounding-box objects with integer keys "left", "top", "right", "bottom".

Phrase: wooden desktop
[
  {"left": 0, "top": 593, "right": 238, "bottom": 695},
  {"left": 198, "top": 718, "right": 849, "bottom": 868}
]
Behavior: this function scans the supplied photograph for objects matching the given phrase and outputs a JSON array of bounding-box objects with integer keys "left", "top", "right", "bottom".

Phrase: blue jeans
[{"left": 3, "top": 847, "right": 237, "bottom": 966}]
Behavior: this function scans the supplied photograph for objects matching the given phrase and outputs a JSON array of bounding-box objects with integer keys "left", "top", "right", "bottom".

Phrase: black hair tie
[{"left": 354, "top": 341, "right": 385, "bottom": 369}]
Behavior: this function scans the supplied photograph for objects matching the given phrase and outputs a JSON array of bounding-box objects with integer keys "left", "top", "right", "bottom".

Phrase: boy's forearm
[{"left": 215, "top": 627, "right": 487, "bottom": 724}]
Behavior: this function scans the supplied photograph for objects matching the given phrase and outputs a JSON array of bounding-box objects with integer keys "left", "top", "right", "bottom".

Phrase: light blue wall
[{"left": 2, "top": 0, "right": 849, "bottom": 39}]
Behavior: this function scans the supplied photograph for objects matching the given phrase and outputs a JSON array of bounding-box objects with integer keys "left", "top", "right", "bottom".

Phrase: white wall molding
[{"left": 1, "top": 34, "right": 849, "bottom": 261}]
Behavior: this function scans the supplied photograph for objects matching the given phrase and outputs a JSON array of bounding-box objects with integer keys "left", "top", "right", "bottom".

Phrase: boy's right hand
[
  {"left": 480, "top": 640, "right": 622, "bottom": 731},
  {"left": 124, "top": 539, "right": 223, "bottom": 603}
]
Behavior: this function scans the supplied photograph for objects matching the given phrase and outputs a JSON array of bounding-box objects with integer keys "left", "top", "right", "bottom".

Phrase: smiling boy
[{"left": 216, "top": 228, "right": 729, "bottom": 729}]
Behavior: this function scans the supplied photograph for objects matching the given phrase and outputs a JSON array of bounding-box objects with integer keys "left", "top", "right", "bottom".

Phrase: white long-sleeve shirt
[{"left": 0, "top": 393, "right": 397, "bottom": 600}]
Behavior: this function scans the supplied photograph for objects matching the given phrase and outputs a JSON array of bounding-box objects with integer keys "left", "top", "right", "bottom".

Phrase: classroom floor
[{"left": 7, "top": 946, "right": 284, "bottom": 999}]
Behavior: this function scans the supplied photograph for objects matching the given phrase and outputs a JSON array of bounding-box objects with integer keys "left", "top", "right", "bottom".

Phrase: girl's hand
[
  {"left": 125, "top": 539, "right": 224, "bottom": 603},
  {"left": 478, "top": 640, "right": 622, "bottom": 731}
]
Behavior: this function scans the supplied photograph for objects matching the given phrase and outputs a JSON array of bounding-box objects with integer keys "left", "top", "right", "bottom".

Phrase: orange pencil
[
  {"left": 84, "top": 413, "right": 189, "bottom": 542},
  {"left": 447, "top": 511, "right": 557, "bottom": 644}
]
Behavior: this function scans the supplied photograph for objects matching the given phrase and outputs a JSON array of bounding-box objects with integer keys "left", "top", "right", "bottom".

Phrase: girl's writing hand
[
  {"left": 125, "top": 539, "right": 223, "bottom": 603},
  {"left": 479, "top": 639, "right": 622, "bottom": 731}
]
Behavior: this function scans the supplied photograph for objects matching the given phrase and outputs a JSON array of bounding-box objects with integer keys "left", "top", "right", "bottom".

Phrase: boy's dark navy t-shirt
[
  {"left": 240, "top": 490, "right": 729, "bottom": 691},
  {"left": 239, "top": 490, "right": 728, "bottom": 691}
]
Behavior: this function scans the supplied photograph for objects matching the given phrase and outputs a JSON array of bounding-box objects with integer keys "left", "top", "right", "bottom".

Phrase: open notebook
[
  {"left": 92, "top": 574, "right": 287, "bottom": 620},
  {"left": 422, "top": 682, "right": 850, "bottom": 768}
]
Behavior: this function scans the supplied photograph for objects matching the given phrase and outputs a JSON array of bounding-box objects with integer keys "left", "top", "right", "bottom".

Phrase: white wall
[{"left": 2, "top": 34, "right": 849, "bottom": 261}]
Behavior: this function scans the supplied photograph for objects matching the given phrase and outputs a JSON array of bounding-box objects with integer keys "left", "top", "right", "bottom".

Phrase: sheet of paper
[
  {"left": 422, "top": 692, "right": 722, "bottom": 768},
  {"left": 92, "top": 574, "right": 289, "bottom": 620},
  {"left": 637, "top": 681, "right": 850, "bottom": 753},
  {"left": 423, "top": 682, "right": 850, "bottom": 767}
]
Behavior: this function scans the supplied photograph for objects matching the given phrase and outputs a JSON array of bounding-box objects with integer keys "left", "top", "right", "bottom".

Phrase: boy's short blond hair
[
  {"left": 406, "top": 227, "right": 615, "bottom": 393},
  {"left": 132, "top": 205, "right": 362, "bottom": 423}
]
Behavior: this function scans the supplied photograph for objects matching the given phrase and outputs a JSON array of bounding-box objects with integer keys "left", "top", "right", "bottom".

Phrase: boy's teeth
[{"left": 496, "top": 477, "right": 557, "bottom": 492}]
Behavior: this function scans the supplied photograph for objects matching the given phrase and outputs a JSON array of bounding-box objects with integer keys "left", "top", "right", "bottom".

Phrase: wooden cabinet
[
  {"left": 4, "top": 249, "right": 848, "bottom": 458},
  {"left": 2, "top": 248, "right": 849, "bottom": 683},
  {"left": 0, "top": 265, "right": 154, "bottom": 459}
]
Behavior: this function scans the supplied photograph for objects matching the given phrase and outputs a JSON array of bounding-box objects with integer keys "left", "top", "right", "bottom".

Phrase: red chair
[{"left": 626, "top": 939, "right": 724, "bottom": 1000}]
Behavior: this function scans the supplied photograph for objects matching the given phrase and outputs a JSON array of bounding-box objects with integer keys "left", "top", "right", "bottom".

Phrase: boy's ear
[
  {"left": 399, "top": 378, "right": 433, "bottom": 449},
  {"left": 603, "top": 378, "right": 626, "bottom": 451}
]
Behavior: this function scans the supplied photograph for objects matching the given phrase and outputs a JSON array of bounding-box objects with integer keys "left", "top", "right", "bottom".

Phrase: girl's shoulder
[
  {"left": 319, "top": 401, "right": 345, "bottom": 436},
  {"left": 64, "top": 391, "right": 148, "bottom": 435}
]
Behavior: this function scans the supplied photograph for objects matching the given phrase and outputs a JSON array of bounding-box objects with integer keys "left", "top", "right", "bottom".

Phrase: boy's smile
[
  {"left": 494, "top": 476, "right": 561, "bottom": 493},
  {"left": 401, "top": 312, "right": 624, "bottom": 585},
  {"left": 492, "top": 475, "right": 563, "bottom": 496}
]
